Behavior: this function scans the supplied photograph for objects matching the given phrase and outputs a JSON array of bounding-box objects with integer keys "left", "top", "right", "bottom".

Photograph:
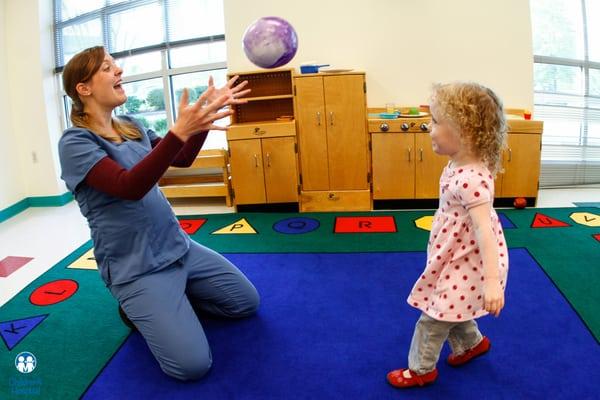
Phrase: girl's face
[
  {"left": 428, "top": 104, "right": 461, "bottom": 157},
  {"left": 78, "top": 53, "right": 126, "bottom": 109}
]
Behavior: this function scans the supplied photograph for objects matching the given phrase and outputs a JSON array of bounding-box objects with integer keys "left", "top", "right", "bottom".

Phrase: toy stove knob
[
  {"left": 420, "top": 123, "right": 429, "bottom": 132},
  {"left": 379, "top": 123, "right": 389, "bottom": 132},
  {"left": 401, "top": 123, "right": 410, "bottom": 132}
]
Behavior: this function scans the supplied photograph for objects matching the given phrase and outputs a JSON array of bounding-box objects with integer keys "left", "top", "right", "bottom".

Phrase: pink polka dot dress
[{"left": 407, "top": 162, "right": 509, "bottom": 322}]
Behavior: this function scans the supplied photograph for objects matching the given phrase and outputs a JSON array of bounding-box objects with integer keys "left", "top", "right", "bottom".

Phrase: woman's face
[{"left": 79, "top": 52, "right": 126, "bottom": 109}]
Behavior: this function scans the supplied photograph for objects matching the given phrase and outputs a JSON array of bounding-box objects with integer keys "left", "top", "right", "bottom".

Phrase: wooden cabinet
[
  {"left": 495, "top": 125, "right": 543, "bottom": 199},
  {"left": 294, "top": 73, "right": 370, "bottom": 211},
  {"left": 228, "top": 134, "right": 298, "bottom": 204},
  {"left": 370, "top": 119, "right": 446, "bottom": 200},
  {"left": 371, "top": 131, "right": 415, "bottom": 199},
  {"left": 227, "top": 69, "right": 299, "bottom": 206},
  {"left": 370, "top": 117, "right": 544, "bottom": 204}
]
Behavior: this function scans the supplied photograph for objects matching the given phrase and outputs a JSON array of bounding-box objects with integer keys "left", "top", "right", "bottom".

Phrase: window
[
  {"left": 54, "top": 0, "right": 227, "bottom": 140},
  {"left": 531, "top": 0, "right": 600, "bottom": 185}
]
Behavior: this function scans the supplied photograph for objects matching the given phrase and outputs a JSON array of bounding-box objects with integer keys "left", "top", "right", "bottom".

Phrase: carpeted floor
[{"left": 1, "top": 208, "right": 599, "bottom": 399}]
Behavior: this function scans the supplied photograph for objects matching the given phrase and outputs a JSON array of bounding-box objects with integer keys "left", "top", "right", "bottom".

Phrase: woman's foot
[
  {"left": 118, "top": 305, "right": 137, "bottom": 331},
  {"left": 447, "top": 336, "right": 491, "bottom": 366},
  {"left": 387, "top": 368, "right": 438, "bottom": 388}
]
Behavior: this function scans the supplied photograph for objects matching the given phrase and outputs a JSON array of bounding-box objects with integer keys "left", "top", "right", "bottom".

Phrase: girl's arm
[{"left": 468, "top": 201, "right": 505, "bottom": 317}]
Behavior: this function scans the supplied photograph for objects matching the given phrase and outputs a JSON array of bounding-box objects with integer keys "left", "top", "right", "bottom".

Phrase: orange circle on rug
[{"left": 29, "top": 279, "right": 79, "bottom": 306}]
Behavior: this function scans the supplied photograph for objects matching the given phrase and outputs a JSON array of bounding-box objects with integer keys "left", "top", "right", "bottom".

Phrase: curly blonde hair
[{"left": 430, "top": 82, "right": 507, "bottom": 175}]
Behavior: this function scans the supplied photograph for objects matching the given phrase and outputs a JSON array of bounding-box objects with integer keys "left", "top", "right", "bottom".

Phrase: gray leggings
[
  {"left": 109, "top": 241, "right": 260, "bottom": 381},
  {"left": 408, "top": 313, "right": 483, "bottom": 375}
]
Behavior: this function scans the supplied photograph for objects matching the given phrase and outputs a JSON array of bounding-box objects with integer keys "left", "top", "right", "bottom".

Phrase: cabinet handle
[
  {"left": 253, "top": 127, "right": 266, "bottom": 136},
  {"left": 266, "top": 153, "right": 271, "bottom": 167},
  {"left": 254, "top": 154, "right": 259, "bottom": 168},
  {"left": 329, "top": 111, "right": 334, "bottom": 126},
  {"left": 508, "top": 148, "right": 512, "bottom": 162},
  {"left": 419, "top": 148, "right": 423, "bottom": 161},
  {"left": 316, "top": 112, "right": 321, "bottom": 126},
  {"left": 407, "top": 147, "right": 412, "bottom": 162}
]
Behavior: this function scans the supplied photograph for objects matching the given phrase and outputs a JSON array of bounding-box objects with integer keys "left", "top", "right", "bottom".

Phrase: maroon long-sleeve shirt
[{"left": 85, "top": 131, "right": 208, "bottom": 201}]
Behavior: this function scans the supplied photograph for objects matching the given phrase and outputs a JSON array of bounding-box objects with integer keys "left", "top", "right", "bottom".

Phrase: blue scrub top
[{"left": 58, "top": 116, "right": 190, "bottom": 286}]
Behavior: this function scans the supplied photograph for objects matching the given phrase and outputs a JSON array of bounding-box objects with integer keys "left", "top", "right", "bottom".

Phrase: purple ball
[{"left": 242, "top": 16, "right": 298, "bottom": 69}]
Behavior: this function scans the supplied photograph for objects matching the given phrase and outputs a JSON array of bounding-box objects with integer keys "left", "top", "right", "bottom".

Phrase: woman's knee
[
  {"left": 236, "top": 285, "right": 260, "bottom": 317},
  {"left": 162, "top": 351, "right": 213, "bottom": 381}
]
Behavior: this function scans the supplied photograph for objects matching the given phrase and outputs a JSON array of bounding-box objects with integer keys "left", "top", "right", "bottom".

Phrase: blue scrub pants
[{"left": 109, "top": 241, "right": 260, "bottom": 381}]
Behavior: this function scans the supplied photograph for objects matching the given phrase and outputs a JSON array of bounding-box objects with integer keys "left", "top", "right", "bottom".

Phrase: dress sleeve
[
  {"left": 454, "top": 170, "right": 493, "bottom": 210},
  {"left": 58, "top": 128, "right": 108, "bottom": 193}
]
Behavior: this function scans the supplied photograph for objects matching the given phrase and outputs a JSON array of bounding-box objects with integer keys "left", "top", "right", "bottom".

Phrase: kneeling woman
[{"left": 59, "top": 46, "right": 259, "bottom": 381}]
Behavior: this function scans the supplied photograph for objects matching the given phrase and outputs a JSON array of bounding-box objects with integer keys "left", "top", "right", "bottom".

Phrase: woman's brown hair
[{"left": 62, "top": 46, "right": 141, "bottom": 141}]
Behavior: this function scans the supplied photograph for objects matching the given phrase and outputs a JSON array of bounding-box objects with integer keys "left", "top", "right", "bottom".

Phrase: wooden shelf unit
[
  {"left": 158, "top": 149, "right": 232, "bottom": 206},
  {"left": 227, "top": 69, "right": 299, "bottom": 207}
]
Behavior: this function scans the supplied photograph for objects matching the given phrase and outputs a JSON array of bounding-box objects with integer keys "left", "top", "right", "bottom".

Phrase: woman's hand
[
  {"left": 207, "top": 75, "right": 251, "bottom": 106},
  {"left": 483, "top": 277, "right": 505, "bottom": 317},
  {"left": 170, "top": 86, "right": 232, "bottom": 142}
]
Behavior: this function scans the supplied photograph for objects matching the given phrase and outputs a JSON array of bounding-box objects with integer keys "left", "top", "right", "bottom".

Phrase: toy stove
[{"left": 371, "top": 117, "right": 431, "bottom": 133}]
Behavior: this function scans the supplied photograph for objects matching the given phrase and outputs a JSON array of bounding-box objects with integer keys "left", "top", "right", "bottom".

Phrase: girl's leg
[
  {"left": 181, "top": 241, "right": 260, "bottom": 318},
  {"left": 408, "top": 313, "right": 452, "bottom": 374},
  {"left": 447, "top": 319, "right": 483, "bottom": 355},
  {"left": 110, "top": 266, "right": 212, "bottom": 381}
]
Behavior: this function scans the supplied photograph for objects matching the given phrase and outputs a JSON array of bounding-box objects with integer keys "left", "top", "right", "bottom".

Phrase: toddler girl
[{"left": 387, "top": 82, "right": 509, "bottom": 388}]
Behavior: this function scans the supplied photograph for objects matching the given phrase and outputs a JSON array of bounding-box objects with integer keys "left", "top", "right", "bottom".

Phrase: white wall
[
  {"left": 0, "top": 0, "right": 24, "bottom": 209},
  {"left": 0, "top": 0, "right": 534, "bottom": 210},
  {"left": 224, "top": 0, "right": 534, "bottom": 109},
  {"left": 1, "top": 0, "right": 65, "bottom": 210}
]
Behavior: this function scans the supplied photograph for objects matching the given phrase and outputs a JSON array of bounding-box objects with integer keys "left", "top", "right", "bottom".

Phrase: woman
[{"left": 58, "top": 46, "right": 259, "bottom": 381}]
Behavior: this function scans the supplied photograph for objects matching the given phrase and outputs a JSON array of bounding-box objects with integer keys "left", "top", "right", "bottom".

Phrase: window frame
[
  {"left": 532, "top": 0, "right": 600, "bottom": 185},
  {"left": 54, "top": 0, "right": 227, "bottom": 137}
]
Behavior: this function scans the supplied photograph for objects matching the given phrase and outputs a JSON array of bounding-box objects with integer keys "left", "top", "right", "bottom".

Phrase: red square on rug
[
  {"left": 334, "top": 216, "right": 397, "bottom": 233},
  {"left": 0, "top": 256, "right": 34, "bottom": 278}
]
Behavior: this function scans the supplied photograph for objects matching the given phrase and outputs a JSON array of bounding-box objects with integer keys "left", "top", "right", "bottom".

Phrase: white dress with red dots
[{"left": 407, "top": 162, "right": 509, "bottom": 322}]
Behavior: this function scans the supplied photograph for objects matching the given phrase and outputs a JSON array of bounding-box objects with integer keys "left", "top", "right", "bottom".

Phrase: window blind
[{"left": 530, "top": 0, "right": 600, "bottom": 186}]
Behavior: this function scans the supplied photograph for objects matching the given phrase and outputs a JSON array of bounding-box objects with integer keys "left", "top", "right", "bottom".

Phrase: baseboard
[
  {"left": 0, "top": 192, "right": 73, "bottom": 224},
  {"left": 0, "top": 199, "right": 30, "bottom": 224},
  {"left": 27, "top": 192, "right": 73, "bottom": 207}
]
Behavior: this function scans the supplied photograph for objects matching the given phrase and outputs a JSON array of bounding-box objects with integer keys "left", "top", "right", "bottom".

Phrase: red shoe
[
  {"left": 447, "top": 336, "right": 491, "bottom": 366},
  {"left": 387, "top": 368, "right": 438, "bottom": 388}
]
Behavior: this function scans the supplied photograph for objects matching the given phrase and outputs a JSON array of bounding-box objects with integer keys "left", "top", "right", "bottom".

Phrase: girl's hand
[
  {"left": 171, "top": 87, "right": 232, "bottom": 141},
  {"left": 207, "top": 75, "right": 251, "bottom": 107},
  {"left": 483, "top": 278, "right": 505, "bottom": 317}
]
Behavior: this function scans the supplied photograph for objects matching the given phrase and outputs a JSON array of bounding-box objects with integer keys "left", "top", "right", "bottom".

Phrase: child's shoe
[
  {"left": 447, "top": 336, "right": 491, "bottom": 366},
  {"left": 386, "top": 368, "right": 438, "bottom": 388}
]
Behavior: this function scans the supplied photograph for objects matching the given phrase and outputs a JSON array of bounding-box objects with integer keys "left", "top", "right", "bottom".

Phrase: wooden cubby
[{"left": 230, "top": 69, "right": 294, "bottom": 124}]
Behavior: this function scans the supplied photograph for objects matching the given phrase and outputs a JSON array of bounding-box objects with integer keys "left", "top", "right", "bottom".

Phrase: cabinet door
[
  {"left": 262, "top": 137, "right": 298, "bottom": 203},
  {"left": 295, "top": 77, "right": 329, "bottom": 190},
  {"left": 229, "top": 139, "right": 266, "bottom": 205},
  {"left": 371, "top": 133, "right": 415, "bottom": 199},
  {"left": 501, "top": 133, "right": 541, "bottom": 197},
  {"left": 323, "top": 75, "right": 369, "bottom": 190},
  {"left": 415, "top": 133, "right": 448, "bottom": 198}
]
